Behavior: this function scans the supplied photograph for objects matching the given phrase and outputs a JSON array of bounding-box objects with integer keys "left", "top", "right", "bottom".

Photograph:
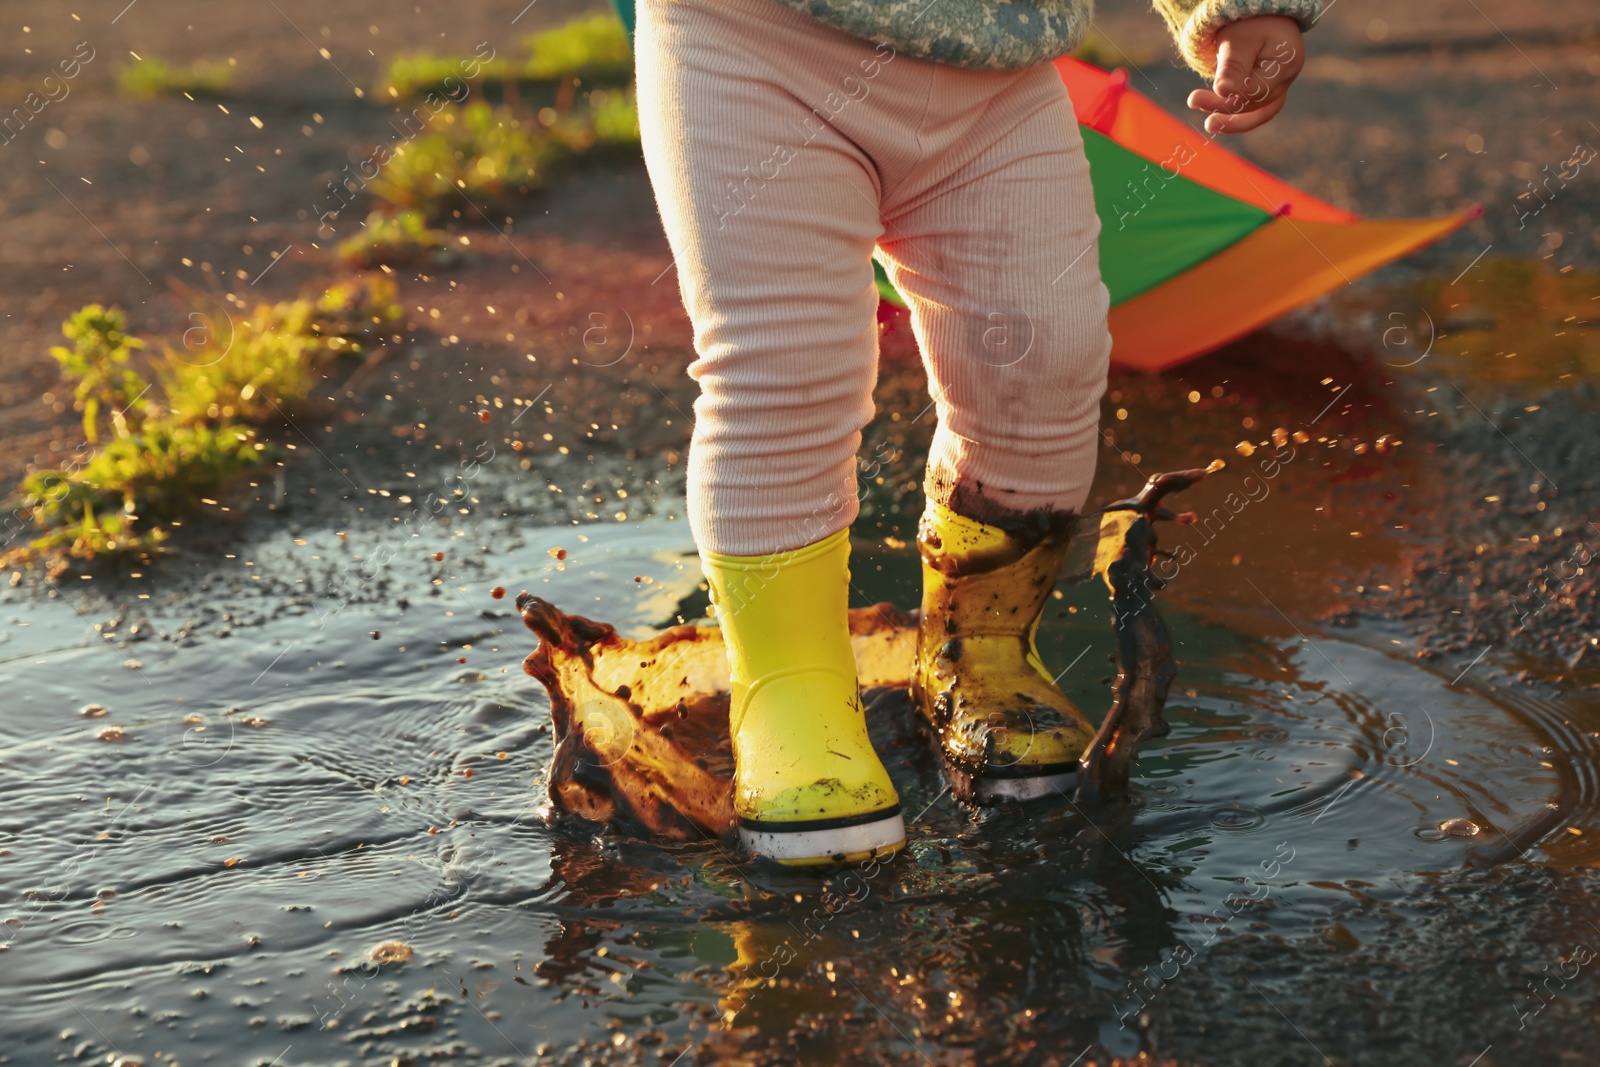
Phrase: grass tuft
[
  {"left": 523, "top": 15, "right": 634, "bottom": 85},
  {"left": 337, "top": 210, "right": 452, "bottom": 269},
  {"left": 118, "top": 57, "right": 235, "bottom": 99},
  {"left": 585, "top": 86, "right": 641, "bottom": 147},
  {"left": 1071, "top": 31, "right": 1158, "bottom": 70},
  {"left": 383, "top": 53, "right": 511, "bottom": 100},
  {"left": 365, "top": 95, "right": 639, "bottom": 220},
  {"left": 50, "top": 305, "right": 149, "bottom": 444},
  {"left": 365, "top": 102, "right": 563, "bottom": 218},
  {"left": 4, "top": 279, "right": 402, "bottom": 570},
  {"left": 382, "top": 14, "right": 632, "bottom": 101},
  {"left": 18, "top": 423, "right": 263, "bottom": 559}
]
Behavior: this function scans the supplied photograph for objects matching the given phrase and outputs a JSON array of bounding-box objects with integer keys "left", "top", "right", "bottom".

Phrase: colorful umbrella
[{"left": 874, "top": 57, "right": 1477, "bottom": 371}]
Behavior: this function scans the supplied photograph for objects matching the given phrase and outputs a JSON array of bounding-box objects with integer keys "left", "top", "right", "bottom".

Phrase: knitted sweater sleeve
[{"left": 1149, "top": 0, "right": 1323, "bottom": 78}]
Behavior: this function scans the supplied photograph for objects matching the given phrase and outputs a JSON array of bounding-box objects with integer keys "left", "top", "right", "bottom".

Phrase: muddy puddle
[
  {"left": 4, "top": 0, "right": 1597, "bottom": 1056},
  {"left": 4, "top": 492, "right": 1599, "bottom": 1066}
]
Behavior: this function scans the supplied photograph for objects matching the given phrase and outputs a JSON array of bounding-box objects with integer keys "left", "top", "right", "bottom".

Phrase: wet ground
[
  {"left": 6, "top": 504, "right": 1600, "bottom": 1066},
  {"left": 4, "top": 1, "right": 1600, "bottom": 1065}
]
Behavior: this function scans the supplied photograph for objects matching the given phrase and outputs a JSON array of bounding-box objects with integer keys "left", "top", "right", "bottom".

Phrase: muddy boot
[
  {"left": 701, "top": 529, "right": 905, "bottom": 865},
  {"left": 912, "top": 500, "right": 1096, "bottom": 803}
]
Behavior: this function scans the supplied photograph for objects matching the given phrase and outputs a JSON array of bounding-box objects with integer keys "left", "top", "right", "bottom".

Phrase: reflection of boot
[
  {"left": 912, "top": 500, "right": 1095, "bottom": 803},
  {"left": 718, "top": 921, "right": 774, "bottom": 1027},
  {"left": 701, "top": 529, "right": 905, "bottom": 865}
]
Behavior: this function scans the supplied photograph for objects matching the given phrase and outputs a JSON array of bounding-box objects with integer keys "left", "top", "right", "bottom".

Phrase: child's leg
[
  {"left": 877, "top": 68, "right": 1111, "bottom": 524},
  {"left": 636, "top": 0, "right": 887, "bottom": 557},
  {"left": 635, "top": 0, "right": 905, "bottom": 862},
  {"left": 876, "top": 65, "right": 1112, "bottom": 802}
]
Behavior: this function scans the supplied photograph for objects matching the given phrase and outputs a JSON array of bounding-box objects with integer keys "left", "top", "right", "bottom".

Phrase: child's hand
[{"left": 1186, "top": 15, "right": 1305, "bottom": 135}]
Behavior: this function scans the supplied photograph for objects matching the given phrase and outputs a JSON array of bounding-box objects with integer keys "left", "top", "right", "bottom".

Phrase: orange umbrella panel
[{"left": 872, "top": 57, "right": 1472, "bottom": 370}]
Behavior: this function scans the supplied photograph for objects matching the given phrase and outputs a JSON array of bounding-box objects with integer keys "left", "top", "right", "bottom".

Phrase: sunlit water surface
[{"left": 3, "top": 515, "right": 1597, "bottom": 1066}]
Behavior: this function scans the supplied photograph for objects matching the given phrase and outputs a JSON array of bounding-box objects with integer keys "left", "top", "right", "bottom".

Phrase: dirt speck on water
[{"left": 369, "top": 941, "right": 415, "bottom": 965}]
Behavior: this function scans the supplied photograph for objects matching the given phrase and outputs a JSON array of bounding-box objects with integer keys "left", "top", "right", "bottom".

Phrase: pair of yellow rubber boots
[{"left": 701, "top": 502, "right": 1093, "bottom": 866}]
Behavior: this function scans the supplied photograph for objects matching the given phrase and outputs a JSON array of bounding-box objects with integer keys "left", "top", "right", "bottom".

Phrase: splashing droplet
[{"left": 1209, "top": 803, "right": 1266, "bottom": 832}]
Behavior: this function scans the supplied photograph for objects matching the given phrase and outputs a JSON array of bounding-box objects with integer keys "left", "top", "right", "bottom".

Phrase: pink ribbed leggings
[{"left": 636, "top": 0, "right": 1111, "bottom": 556}]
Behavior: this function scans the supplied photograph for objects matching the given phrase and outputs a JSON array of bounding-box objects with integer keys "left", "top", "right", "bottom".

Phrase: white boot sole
[
  {"left": 974, "top": 769, "right": 1077, "bottom": 803},
  {"left": 941, "top": 757, "right": 1079, "bottom": 805},
  {"left": 738, "top": 810, "right": 906, "bottom": 866}
]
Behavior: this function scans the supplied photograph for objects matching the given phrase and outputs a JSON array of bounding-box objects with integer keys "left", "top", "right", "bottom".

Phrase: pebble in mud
[
  {"left": 80, "top": 704, "right": 108, "bottom": 718},
  {"left": 96, "top": 726, "right": 126, "bottom": 742}
]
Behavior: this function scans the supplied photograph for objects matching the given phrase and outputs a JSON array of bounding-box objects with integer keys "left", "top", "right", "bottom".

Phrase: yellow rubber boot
[
  {"left": 912, "top": 500, "right": 1096, "bottom": 803},
  {"left": 702, "top": 529, "right": 905, "bottom": 865}
]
